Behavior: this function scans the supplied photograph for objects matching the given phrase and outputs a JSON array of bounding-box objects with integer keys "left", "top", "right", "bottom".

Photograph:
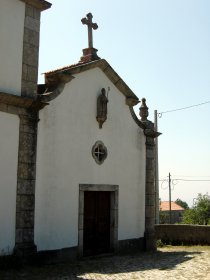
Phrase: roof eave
[{"left": 19, "top": 0, "right": 51, "bottom": 11}]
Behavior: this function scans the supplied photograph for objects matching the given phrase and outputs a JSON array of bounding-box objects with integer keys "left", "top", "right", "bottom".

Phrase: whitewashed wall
[
  {"left": 35, "top": 68, "right": 146, "bottom": 251},
  {"left": 0, "top": 112, "right": 19, "bottom": 255},
  {"left": 0, "top": 0, "right": 25, "bottom": 95}
]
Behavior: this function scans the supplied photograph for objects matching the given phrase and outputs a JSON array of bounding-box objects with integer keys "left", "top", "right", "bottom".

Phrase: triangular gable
[{"left": 44, "top": 59, "right": 139, "bottom": 107}]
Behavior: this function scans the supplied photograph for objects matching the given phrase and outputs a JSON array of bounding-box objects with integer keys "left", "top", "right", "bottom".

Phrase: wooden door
[{"left": 83, "top": 191, "right": 111, "bottom": 256}]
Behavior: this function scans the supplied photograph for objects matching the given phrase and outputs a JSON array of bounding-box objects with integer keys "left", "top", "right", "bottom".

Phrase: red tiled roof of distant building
[{"left": 160, "top": 201, "right": 185, "bottom": 211}]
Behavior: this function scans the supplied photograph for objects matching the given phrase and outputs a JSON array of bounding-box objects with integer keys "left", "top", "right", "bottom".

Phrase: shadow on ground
[{"left": 0, "top": 250, "right": 202, "bottom": 280}]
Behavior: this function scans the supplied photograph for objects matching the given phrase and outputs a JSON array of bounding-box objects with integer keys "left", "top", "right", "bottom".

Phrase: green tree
[
  {"left": 159, "top": 210, "right": 168, "bottom": 224},
  {"left": 175, "top": 198, "right": 189, "bottom": 210},
  {"left": 181, "top": 193, "right": 210, "bottom": 225}
]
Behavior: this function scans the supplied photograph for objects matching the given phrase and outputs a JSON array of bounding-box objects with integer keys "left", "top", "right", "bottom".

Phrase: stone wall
[
  {"left": 159, "top": 210, "right": 184, "bottom": 224},
  {"left": 155, "top": 224, "right": 210, "bottom": 245}
]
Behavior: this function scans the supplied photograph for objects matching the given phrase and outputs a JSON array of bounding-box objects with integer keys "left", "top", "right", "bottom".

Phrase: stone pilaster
[
  {"left": 14, "top": 112, "right": 39, "bottom": 256},
  {"left": 144, "top": 124, "right": 156, "bottom": 251},
  {"left": 139, "top": 98, "right": 160, "bottom": 251},
  {"left": 4, "top": 0, "right": 51, "bottom": 257},
  {"left": 21, "top": 4, "right": 41, "bottom": 98}
]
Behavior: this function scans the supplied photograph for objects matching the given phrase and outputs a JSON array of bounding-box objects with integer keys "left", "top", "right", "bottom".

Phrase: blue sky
[{"left": 38, "top": 0, "right": 210, "bottom": 206}]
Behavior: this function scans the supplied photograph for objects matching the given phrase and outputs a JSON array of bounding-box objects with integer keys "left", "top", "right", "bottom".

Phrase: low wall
[{"left": 155, "top": 224, "right": 210, "bottom": 245}]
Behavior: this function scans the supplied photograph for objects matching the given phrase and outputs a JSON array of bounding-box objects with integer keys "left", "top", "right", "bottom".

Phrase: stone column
[
  {"left": 140, "top": 98, "right": 160, "bottom": 251},
  {"left": 21, "top": 5, "right": 41, "bottom": 99},
  {"left": 20, "top": 1, "right": 52, "bottom": 98},
  {"left": 14, "top": 112, "right": 39, "bottom": 256},
  {"left": 144, "top": 125, "right": 156, "bottom": 251},
  {"left": 13, "top": 0, "right": 51, "bottom": 256}
]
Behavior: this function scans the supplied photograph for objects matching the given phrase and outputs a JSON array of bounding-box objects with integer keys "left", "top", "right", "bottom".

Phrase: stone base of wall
[
  {"left": 37, "top": 238, "right": 145, "bottom": 264},
  {"left": 36, "top": 246, "right": 78, "bottom": 264},
  {"left": 0, "top": 255, "right": 22, "bottom": 270},
  {"left": 118, "top": 237, "right": 145, "bottom": 253},
  {"left": 155, "top": 224, "right": 210, "bottom": 245},
  {"left": 0, "top": 238, "right": 146, "bottom": 267}
]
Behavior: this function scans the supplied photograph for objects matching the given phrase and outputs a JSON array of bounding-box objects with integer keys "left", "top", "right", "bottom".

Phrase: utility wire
[
  {"left": 158, "top": 100, "right": 210, "bottom": 117},
  {"left": 173, "top": 175, "right": 210, "bottom": 177},
  {"left": 173, "top": 179, "right": 210, "bottom": 182},
  {"left": 159, "top": 178, "right": 210, "bottom": 182}
]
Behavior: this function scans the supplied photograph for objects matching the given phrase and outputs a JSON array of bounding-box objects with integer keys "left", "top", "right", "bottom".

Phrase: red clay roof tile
[{"left": 160, "top": 201, "right": 185, "bottom": 211}]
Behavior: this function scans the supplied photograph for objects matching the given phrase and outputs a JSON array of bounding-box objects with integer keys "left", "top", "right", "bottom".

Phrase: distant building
[{"left": 160, "top": 201, "right": 185, "bottom": 224}]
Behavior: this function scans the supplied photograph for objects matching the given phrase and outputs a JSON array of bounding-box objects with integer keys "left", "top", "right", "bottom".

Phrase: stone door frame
[{"left": 78, "top": 184, "right": 119, "bottom": 256}]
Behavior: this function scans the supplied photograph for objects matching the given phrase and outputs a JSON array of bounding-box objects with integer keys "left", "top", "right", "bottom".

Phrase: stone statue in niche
[{"left": 96, "top": 88, "right": 109, "bottom": 128}]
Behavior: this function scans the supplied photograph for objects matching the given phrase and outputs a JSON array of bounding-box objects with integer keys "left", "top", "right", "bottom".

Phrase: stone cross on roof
[
  {"left": 80, "top": 13, "right": 100, "bottom": 62},
  {"left": 81, "top": 13, "right": 98, "bottom": 49}
]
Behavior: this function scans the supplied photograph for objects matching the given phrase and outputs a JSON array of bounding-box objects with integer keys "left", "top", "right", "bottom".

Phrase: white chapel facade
[{"left": 0, "top": 1, "right": 159, "bottom": 260}]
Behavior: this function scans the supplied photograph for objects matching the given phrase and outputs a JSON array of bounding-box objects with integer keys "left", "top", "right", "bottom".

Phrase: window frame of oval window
[{"left": 92, "top": 140, "right": 108, "bottom": 165}]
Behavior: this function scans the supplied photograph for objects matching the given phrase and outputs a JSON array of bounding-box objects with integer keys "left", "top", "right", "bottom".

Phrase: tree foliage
[
  {"left": 181, "top": 193, "right": 210, "bottom": 225},
  {"left": 175, "top": 198, "right": 189, "bottom": 210}
]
